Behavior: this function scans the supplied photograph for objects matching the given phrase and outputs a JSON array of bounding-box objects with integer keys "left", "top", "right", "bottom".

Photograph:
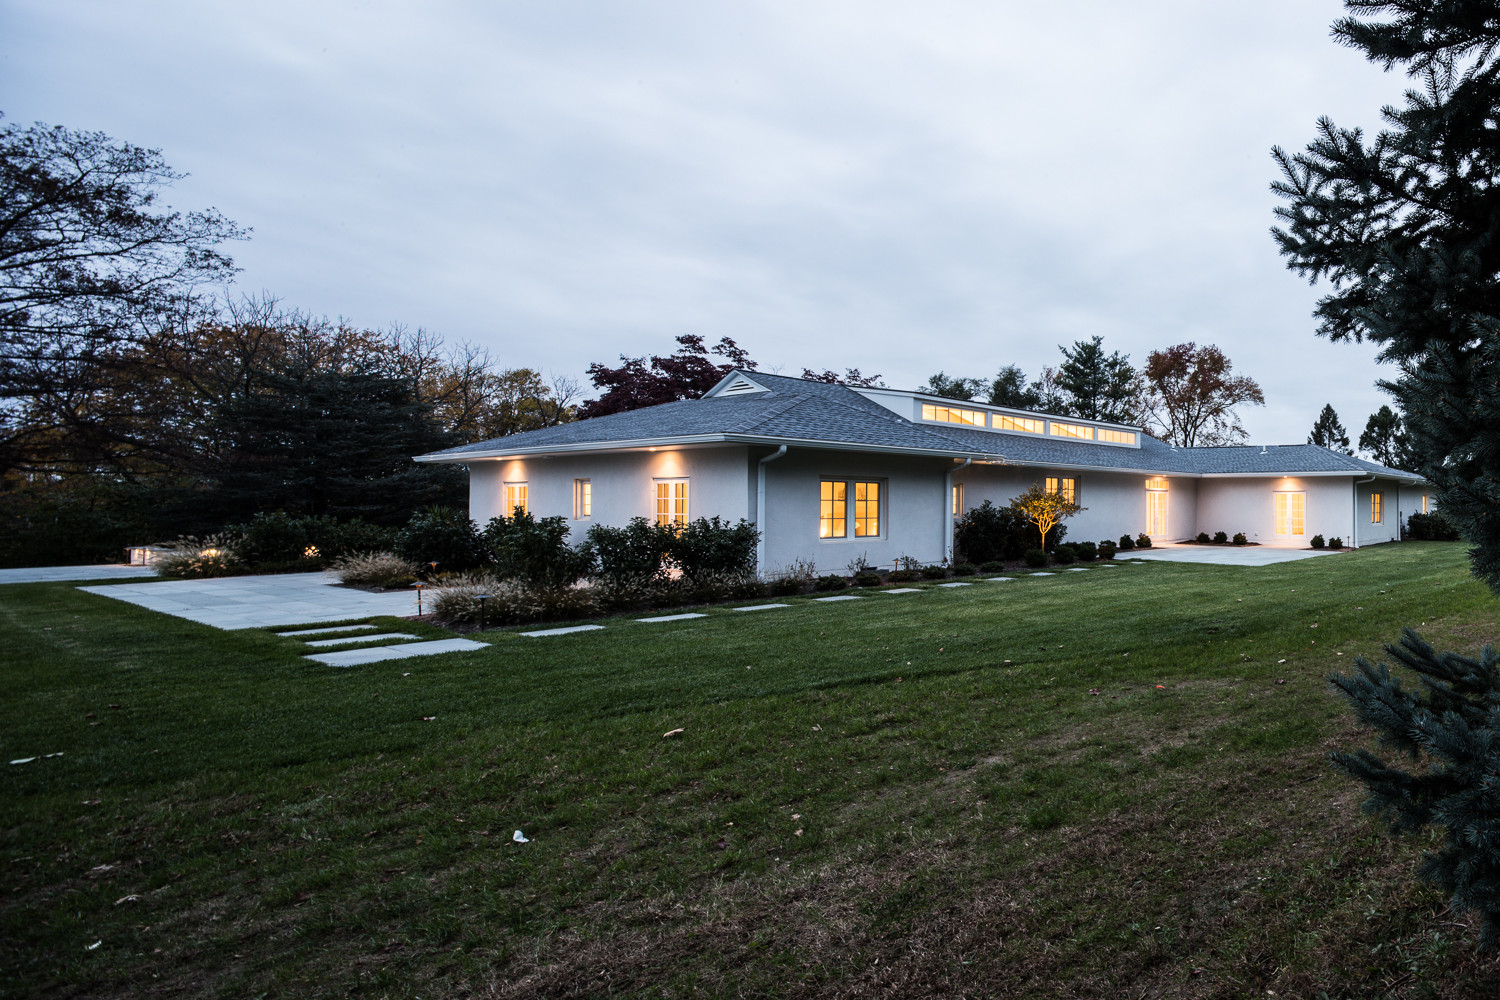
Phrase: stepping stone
[
  {"left": 1029, "top": 572, "right": 1056, "bottom": 577},
  {"left": 305, "top": 638, "right": 487, "bottom": 667},
  {"left": 982, "top": 577, "right": 1015, "bottom": 582},
  {"left": 732, "top": 603, "right": 790, "bottom": 612},
  {"left": 813, "top": 595, "right": 863, "bottom": 602},
  {"left": 880, "top": 588, "right": 921, "bottom": 594},
  {"left": 636, "top": 613, "right": 707, "bottom": 623},
  {"left": 1098, "top": 563, "right": 1120, "bottom": 567},
  {"left": 277, "top": 623, "right": 378, "bottom": 637},
  {"left": 937, "top": 582, "right": 972, "bottom": 587},
  {"left": 520, "top": 624, "right": 606, "bottom": 637},
  {"left": 1065, "top": 567, "right": 1091, "bottom": 572},
  {"left": 305, "top": 632, "right": 418, "bottom": 647}
]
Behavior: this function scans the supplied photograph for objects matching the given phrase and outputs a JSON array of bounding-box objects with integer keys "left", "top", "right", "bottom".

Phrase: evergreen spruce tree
[
  {"left": 1307, "top": 403, "right": 1352, "bottom": 453},
  {"left": 1273, "top": 0, "right": 1500, "bottom": 590},
  {"left": 1276, "top": 0, "right": 1500, "bottom": 951},
  {"left": 1055, "top": 336, "right": 1137, "bottom": 423},
  {"left": 1329, "top": 630, "right": 1500, "bottom": 949}
]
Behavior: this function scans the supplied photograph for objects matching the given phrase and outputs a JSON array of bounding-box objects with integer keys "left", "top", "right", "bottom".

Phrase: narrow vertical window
[
  {"left": 1371, "top": 492, "right": 1383, "bottom": 524},
  {"left": 504, "top": 482, "right": 529, "bottom": 517},
  {"left": 655, "top": 479, "right": 688, "bottom": 527},
  {"left": 573, "top": 479, "right": 591, "bottom": 519},
  {"left": 1422, "top": 494, "right": 1430, "bottom": 514},
  {"left": 820, "top": 480, "right": 847, "bottom": 538},
  {"left": 1145, "top": 479, "right": 1168, "bottom": 537},
  {"left": 854, "top": 481, "right": 881, "bottom": 537},
  {"left": 952, "top": 483, "right": 965, "bottom": 516}
]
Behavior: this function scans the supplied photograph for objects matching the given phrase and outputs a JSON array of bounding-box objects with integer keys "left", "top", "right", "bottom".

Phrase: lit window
[
  {"left": 820, "top": 480, "right": 847, "bottom": 538},
  {"left": 1049, "top": 421, "right": 1095, "bottom": 440},
  {"left": 1144, "top": 477, "right": 1169, "bottom": 491},
  {"left": 854, "top": 481, "right": 881, "bottom": 536},
  {"left": 1422, "top": 494, "right": 1430, "bottom": 513},
  {"left": 1097, "top": 428, "right": 1137, "bottom": 445},
  {"left": 655, "top": 479, "right": 688, "bottom": 528},
  {"left": 921, "top": 404, "right": 986, "bottom": 426},
  {"left": 1371, "top": 492, "right": 1383, "bottom": 524},
  {"left": 504, "top": 482, "right": 529, "bottom": 517},
  {"left": 994, "top": 414, "right": 1044, "bottom": 434},
  {"left": 1045, "top": 477, "right": 1077, "bottom": 503},
  {"left": 952, "top": 483, "right": 965, "bottom": 516},
  {"left": 1147, "top": 490, "right": 1168, "bottom": 537},
  {"left": 1274, "top": 491, "right": 1306, "bottom": 537},
  {"left": 573, "top": 479, "right": 591, "bottom": 519}
]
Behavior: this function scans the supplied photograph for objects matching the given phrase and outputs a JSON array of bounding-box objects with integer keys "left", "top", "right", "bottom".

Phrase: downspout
[
  {"left": 756, "top": 445, "right": 788, "bottom": 577},
  {"left": 945, "top": 458, "right": 973, "bottom": 565},
  {"left": 1352, "top": 474, "right": 1376, "bottom": 548}
]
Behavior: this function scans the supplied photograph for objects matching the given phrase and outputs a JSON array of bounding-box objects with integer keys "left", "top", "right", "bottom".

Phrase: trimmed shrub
[
  {"left": 331, "top": 551, "right": 420, "bottom": 588},
  {"left": 1311, "top": 534, "right": 1326, "bottom": 549},
  {"left": 1407, "top": 510, "right": 1461, "bottom": 541},
  {"left": 978, "top": 560, "right": 1006, "bottom": 573},
  {"left": 587, "top": 517, "right": 673, "bottom": 584},
  {"left": 769, "top": 575, "right": 805, "bottom": 597},
  {"left": 394, "top": 506, "right": 485, "bottom": 572},
  {"left": 1052, "top": 544, "right": 1077, "bottom": 565},
  {"left": 431, "top": 573, "right": 598, "bottom": 627},
  {"left": 1075, "top": 541, "right": 1097, "bottom": 562},
  {"left": 1213, "top": 531, "right": 1228, "bottom": 544},
  {"left": 483, "top": 510, "right": 593, "bottom": 587},
  {"left": 1023, "top": 548, "right": 1047, "bottom": 567},
  {"left": 955, "top": 500, "right": 1065, "bottom": 561},
  {"left": 1118, "top": 534, "right": 1135, "bottom": 551},
  {"left": 1232, "top": 532, "right": 1248, "bottom": 545},
  {"left": 1097, "top": 539, "right": 1116, "bottom": 560},
  {"left": 686, "top": 570, "right": 767, "bottom": 603},
  {"left": 1196, "top": 532, "right": 1211, "bottom": 544},
  {"left": 670, "top": 516, "right": 760, "bottom": 580},
  {"left": 815, "top": 574, "right": 849, "bottom": 591},
  {"left": 952, "top": 562, "right": 977, "bottom": 576},
  {"left": 921, "top": 565, "right": 948, "bottom": 580},
  {"left": 853, "top": 571, "right": 883, "bottom": 587},
  {"left": 888, "top": 568, "right": 920, "bottom": 582},
  {"left": 1329, "top": 536, "right": 1344, "bottom": 549},
  {"left": 1136, "top": 533, "right": 1153, "bottom": 549},
  {"left": 155, "top": 534, "right": 244, "bottom": 579}
]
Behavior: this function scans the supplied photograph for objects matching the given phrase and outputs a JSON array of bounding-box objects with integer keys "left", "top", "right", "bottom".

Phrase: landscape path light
[
  {"left": 412, "top": 581, "right": 427, "bottom": 616},
  {"left": 475, "top": 593, "right": 492, "bottom": 631}
]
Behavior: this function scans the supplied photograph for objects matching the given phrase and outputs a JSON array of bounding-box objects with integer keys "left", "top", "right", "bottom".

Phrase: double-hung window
[
  {"left": 655, "top": 478, "right": 688, "bottom": 528},
  {"left": 504, "top": 481, "right": 529, "bottom": 517},
  {"left": 820, "top": 478, "right": 882, "bottom": 538},
  {"left": 1045, "top": 477, "right": 1077, "bottom": 503},
  {"left": 1371, "top": 492, "right": 1384, "bottom": 524}
]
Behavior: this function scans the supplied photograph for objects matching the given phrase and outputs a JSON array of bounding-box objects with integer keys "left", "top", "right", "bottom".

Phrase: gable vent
[{"left": 719, "top": 376, "right": 767, "bottom": 396}]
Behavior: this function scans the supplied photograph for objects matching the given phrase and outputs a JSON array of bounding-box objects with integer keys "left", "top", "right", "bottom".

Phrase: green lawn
[{"left": 3, "top": 544, "right": 1498, "bottom": 998}]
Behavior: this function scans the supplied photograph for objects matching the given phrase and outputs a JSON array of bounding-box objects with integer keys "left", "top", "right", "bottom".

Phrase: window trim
[
  {"left": 1048, "top": 420, "right": 1095, "bottom": 440},
  {"left": 819, "top": 477, "right": 884, "bottom": 540},
  {"left": 573, "top": 478, "right": 591, "bottom": 519},
  {"left": 1371, "top": 492, "right": 1384, "bottom": 524},
  {"left": 1045, "top": 476, "right": 1077, "bottom": 503},
  {"left": 503, "top": 481, "right": 529, "bottom": 517},
  {"left": 654, "top": 478, "right": 689, "bottom": 528}
]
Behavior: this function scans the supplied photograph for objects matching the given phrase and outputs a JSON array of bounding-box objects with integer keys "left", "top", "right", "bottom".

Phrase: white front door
[{"left": 1146, "top": 490, "right": 1168, "bottom": 538}]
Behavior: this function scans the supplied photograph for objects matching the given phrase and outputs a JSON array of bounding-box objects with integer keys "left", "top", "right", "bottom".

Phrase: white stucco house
[{"left": 414, "top": 371, "right": 1429, "bottom": 573}]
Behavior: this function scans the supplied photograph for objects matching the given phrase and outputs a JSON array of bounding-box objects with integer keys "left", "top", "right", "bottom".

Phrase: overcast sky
[{"left": 4, "top": 0, "right": 1414, "bottom": 444}]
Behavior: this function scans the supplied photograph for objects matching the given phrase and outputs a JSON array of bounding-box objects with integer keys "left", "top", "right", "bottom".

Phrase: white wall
[
  {"left": 1195, "top": 477, "right": 1352, "bottom": 547},
  {"left": 1352, "top": 478, "right": 1401, "bottom": 546},
  {"left": 758, "top": 448, "right": 951, "bottom": 574},
  {"left": 1399, "top": 484, "right": 1434, "bottom": 533},
  {"left": 954, "top": 466, "right": 1198, "bottom": 545},
  {"left": 466, "top": 446, "right": 752, "bottom": 530}
]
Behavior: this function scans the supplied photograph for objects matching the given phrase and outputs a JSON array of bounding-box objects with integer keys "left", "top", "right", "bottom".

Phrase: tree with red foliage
[
  {"left": 578, "top": 335, "right": 757, "bottom": 418},
  {"left": 1138, "top": 343, "right": 1264, "bottom": 447}
]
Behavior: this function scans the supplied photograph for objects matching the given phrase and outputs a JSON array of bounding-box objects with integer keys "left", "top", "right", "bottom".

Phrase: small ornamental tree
[
  {"left": 1009, "top": 482, "right": 1085, "bottom": 551},
  {"left": 1330, "top": 629, "right": 1500, "bottom": 949}
]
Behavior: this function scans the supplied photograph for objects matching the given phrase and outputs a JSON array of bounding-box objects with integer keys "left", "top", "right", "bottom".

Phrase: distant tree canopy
[
  {"left": 1360, "top": 404, "right": 1417, "bottom": 470},
  {"left": 1308, "top": 403, "right": 1353, "bottom": 454},
  {"left": 579, "top": 335, "right": 756, "bottom": 418},
  {"left": 1055, "top": 336, "right": 1137, "bottom": 423}
]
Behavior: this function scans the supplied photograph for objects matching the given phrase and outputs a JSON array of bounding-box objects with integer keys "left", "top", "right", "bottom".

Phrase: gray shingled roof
[{"left": 416, "top": 371, "right": 1424, "bottom": 482}]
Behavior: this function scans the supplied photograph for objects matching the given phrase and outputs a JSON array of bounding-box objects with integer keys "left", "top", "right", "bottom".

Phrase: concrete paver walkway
[
  {"left": 1, "top": 564, "right": 156, "bottom": 584},
  {"left": 1126, "top": 543, "right": 1339, "bottom": 566},
  {"left": 78, "top": 572, "right": 416, "bottom": 630}
]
